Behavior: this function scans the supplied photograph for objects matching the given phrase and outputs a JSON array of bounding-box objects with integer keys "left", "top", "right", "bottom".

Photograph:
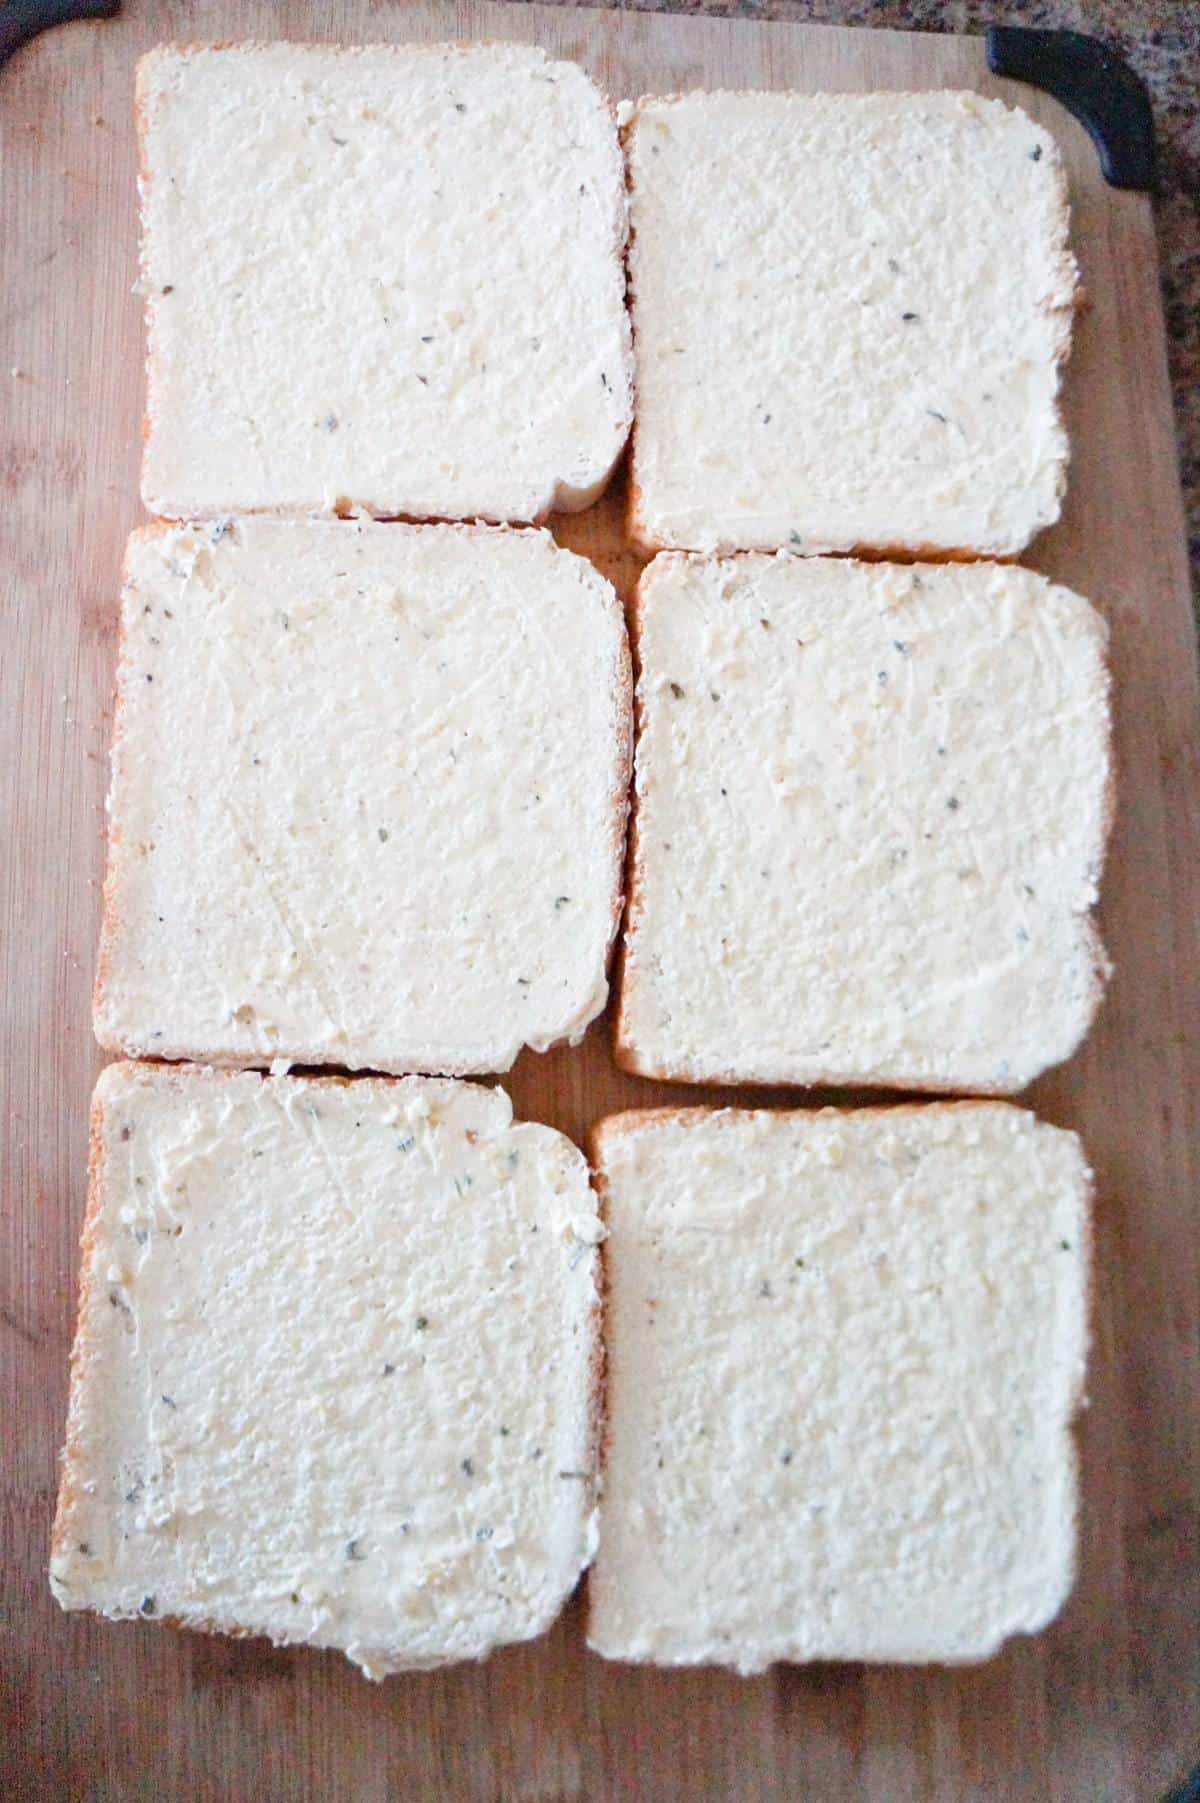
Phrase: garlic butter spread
[
  {"left": 589, "top": 1104, "right": 1089, "bottom": 1670},
  {"left": 138, "top": 43, "right": 632, "bottom": 521},
  {"left": 619, "top": 554, "right": 1110, "bottom": 1091},
  {"left": 95, "top": 519, "right": 630, "bottom": 1075},
  {"left": 626, "top": 90, "right": 1078, "bottom": 556},
  {"left": 52, "top": 1065, "right": 601, "bottom": 1677}
]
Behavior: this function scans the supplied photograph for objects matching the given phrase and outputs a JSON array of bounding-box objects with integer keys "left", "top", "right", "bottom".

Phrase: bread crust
[
  {"left": 622, "top": 90, "right": 1079, "bottom": 561},
  {"left": 614, "top": 555, "right": 1115, "bottom": 1094},
  {"left": 91, "top": 524, "right": 163, "bottom": 1050},
  {"left": 584, "top": 1097, "right": 1095, "bottom": 1662},
  {"left": 583, "top": 1119, "right": 617, "bottom": 1561},
  {"left": 92, "top": 521, "right": 633, "bottom": 1076},
  {"left": 583, "top": 1125, "right": 611, "bottom": 1577},
  {"left": 604, "top": 608, "right": 635, "bottom": 1032},
  {"left": 49, "top": 1073, "right": 113, "bottom": 1575}
]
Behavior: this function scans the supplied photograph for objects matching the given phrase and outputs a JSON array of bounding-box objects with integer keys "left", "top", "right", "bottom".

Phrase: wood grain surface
[{"left": 2, "top": 3, "right": 1197, "bottom": 1797}]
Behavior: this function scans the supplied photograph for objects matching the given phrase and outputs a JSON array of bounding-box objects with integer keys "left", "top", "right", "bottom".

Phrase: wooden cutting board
[{"left": 2, "top": 3, "right": 1196, "bottom": 1797}]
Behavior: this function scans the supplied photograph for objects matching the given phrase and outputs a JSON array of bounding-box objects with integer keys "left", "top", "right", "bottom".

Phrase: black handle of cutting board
[
  {"left": 0, "top": 0, "right": 120, "bottom": 68},
  {"left": 986, "top": 25, "right": 1157, "bottom": 191}
]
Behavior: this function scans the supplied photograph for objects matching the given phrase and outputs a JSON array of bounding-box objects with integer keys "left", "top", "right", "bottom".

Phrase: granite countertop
[{"left": 558, "top": 0, "right": 1199, "bottom": 594}]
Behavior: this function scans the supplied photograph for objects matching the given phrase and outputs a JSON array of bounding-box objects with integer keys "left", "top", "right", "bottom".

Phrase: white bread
[
  {"left": 94, "top": 518, "right": 631, "bottom": 1076},
  {"left": 137, "top": 42, "right": 632, "bottom": 523},
  {"left": 51, "top": 1062, "right": 603, "bottom": 1678},
  {"left": 624, "top": 90, "right": 1078, "bottom": 557},
  {"left": 588, "top": 1101, "right": 1091, "bottom": 1672},
  {"left": 617, "top": 553, "right": 1111, "bottom": 1092}
]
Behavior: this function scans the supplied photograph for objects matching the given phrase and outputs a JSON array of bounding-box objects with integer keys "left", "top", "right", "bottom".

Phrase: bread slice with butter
[
  {"left": 624, "top": 90, "right": 1078, "bottom": 557},
  {"left": 137, "top": 42, "right": 632, "bottom": 523},
  {"left": 51, "top": 1061, "right": 603, "bottom": 1677},
  {"left": 617, "top": 552, "right": 1112, "bottom": 1093},
  {"left": 94, "top": 518, "right": 631, "bottom": 1076},
  {"left": 588, "top": 1102, "right": 1091, "bottom": 1672}
]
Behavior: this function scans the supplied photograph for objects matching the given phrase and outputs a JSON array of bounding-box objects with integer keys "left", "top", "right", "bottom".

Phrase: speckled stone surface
[{"left": 540, "top": 0, "right": 1198, "bottom": 594}]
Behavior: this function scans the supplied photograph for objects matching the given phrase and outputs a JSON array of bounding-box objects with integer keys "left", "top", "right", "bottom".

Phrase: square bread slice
[
  {"left": 624, "top": 90, "right": 1078, "bottom": 557},
  {"left": 51, "top": 1062, "right": 602, "bottom": 1677},
  {"left": 617, "top": 554, "right": 1111, "bottom": 1093},
  {"left": 94, "top": 518, "right": 630, "bottom": 1075},
  {"left": 137, "top": 42, "right": 632, "bottom": 522},
  {"left": 588, "top": 1102, "right": 1091, "bottom": 1671}
]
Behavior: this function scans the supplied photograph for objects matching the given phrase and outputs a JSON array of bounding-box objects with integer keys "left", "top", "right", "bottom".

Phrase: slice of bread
[
  {"left": 624, "top": 90, "right": 1078, "bottom": 557},
  {"left": 51, "top": 1062, "right": 603, "bottom": 1677},
  {"left": 617, "top": 553, "right": 1111, "bottom": 1092},
  {"left": 588, "top": 1102, "right": 1091, "bottom": 1671},
  {"left": 137, "top": 42, "right": 632, "bottom": 522},
  {"left": 94, "top": 518, "right": 631, "bottom": 1076}
]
